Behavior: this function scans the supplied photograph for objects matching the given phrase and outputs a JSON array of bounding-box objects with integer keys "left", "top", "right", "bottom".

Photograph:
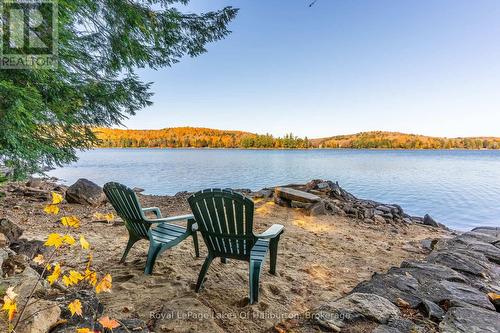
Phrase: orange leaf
[
  {"left": 95, "top": 274, "right": 112, "bottom": 293},
  {"left": 98, "top": 316, "right": 120, "bottom": 329}
]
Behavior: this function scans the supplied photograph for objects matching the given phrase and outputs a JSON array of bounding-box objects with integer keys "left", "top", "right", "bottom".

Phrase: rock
[
  {"left": 15, "top": 299, "right": 61, "bottom": 333},
  {"left": 25, "top": 177, "right": 44, "bottom": 188},
  {"left": 274, "top": 187, "right": 320, "bottom": 203},
  {"left": 307, "top": 201, "right": 326, "bottom": 216},
  {"left": 290, "top": 201, "right": 309, "bottom": 209},
  {"left": 471, "top": 227, "right": 500, "bottom": 238},
  {"left": 427, "top": 249, "right": 493, "bottom": 278},
  {"left": 418, "top": 299, "right": 445, "bottom": 322},
  {"left": 115, "top": 319, "right": 149, "bottom": 333},
  {"left": 0, "top": 266, "right": 49, "bottom": 301},
  {"left": 376, "top": 206, "right": 392, "bottom": 214},
  {"left": 0, "top": 248, "right": 11, "bottom": 275},
  {"left": 253, "top": 189, "right": 273, "bottom": 199},
  {"left": 372, "top": 325, "right": 402, "bottom": 333},
  {"left": 423, "top": 214, "right": 439, "bottom": 227},
  {"left": 0, "top": 218, "right": 23, "bottom": 242},
  {"left": 273, "top": 195, "right": 291, "bottom": 207},
  {"left": 374, "top": 215, "right": 386, "bottom": 224},
  {"left": 65, "top": 178, "right": 106, "bottom": 206},
  {"left": 317, "top": 182, "right": 330, "bottom": 190},
  {"left": 9, "top": 239, "right": 48, "bottom": 260},
  {"left": 352, "top": 272, "right": 423, "bottom": 308},
  {"left": 50, "top": 290, "right": 104, "bottom": 332},
  {"left": 312, "top": 293, "right": 401, "bottom": 330},
  {"left": 0, "top": 233, "right": 8, "bottom": 247},
  {"left": 132, "top": 187, "right": 145, "bottom": 193},
  {"left": 439, "top": 306, "right": 500, "bottom": 333}
]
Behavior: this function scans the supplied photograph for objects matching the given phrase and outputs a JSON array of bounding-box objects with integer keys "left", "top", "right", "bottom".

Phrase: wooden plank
[{"left": 275, "top": 187, "right": 320, "bottom": 203}]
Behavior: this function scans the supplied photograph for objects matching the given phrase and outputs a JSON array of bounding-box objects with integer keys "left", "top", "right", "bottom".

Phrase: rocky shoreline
[{"left": 0, "top": 177, "right": 498, "bottom": 332}]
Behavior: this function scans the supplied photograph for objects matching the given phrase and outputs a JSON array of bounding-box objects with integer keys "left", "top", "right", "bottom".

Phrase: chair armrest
[
  {"left": 142, "top": 207, "right": 162, "bottom": 218},
  {"left": 144, "top": 214, "right": 195, "bottom": 224},
  {"left": 255, "top": 224, "right": 284, "bottom": 239}
]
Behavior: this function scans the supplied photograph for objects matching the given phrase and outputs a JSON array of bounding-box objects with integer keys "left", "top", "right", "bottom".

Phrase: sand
[{"left": 0, "top": 187, "right": 451, "bottom": 332}]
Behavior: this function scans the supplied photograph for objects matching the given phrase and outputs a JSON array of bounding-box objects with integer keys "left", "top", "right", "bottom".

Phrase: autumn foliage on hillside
[
  {"left": 95, "top": 127, "right": 311, "bottom": 149},
  {"left": 94, "top": 128, "right": 500, "bottom": 150},
  {"left": 315, "top": 131, "right": 500, "bottom": 149}
]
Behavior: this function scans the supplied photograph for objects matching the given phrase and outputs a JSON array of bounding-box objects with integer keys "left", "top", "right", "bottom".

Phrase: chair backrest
[
  {"left": 103, "top": 182, "right": 150, "bottom": 238},
  {"left": 188, "top": 189, "right": 255, "bottom": 258}
]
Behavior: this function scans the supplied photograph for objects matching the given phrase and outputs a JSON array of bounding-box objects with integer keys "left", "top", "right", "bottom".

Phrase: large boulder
[
  {"left": 439, "top": 306, "right": 500, "bottom": 333},
  {"left": 15, "top": 299, "right": 61, "bottom": 333},
  {"left": 312, "top": 293, "right": 401, "bottom": 331},
  {"left": 65, "top": 178, "right": 106, "bottom": 206},
  {"left": 0, "top": 218, "right": 23, "bottom": 243}
]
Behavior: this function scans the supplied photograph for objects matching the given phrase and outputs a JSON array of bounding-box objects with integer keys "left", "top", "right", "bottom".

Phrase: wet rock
[
  {"left": 66, "top": 178, "right": 106, "bottom": 206},
  {"left": 15, "top": 299, "right": 61, "bottom": 333},
  {"left": 0, "top": 218, "right": 23, "bottom": 242},
  {"left": 312, "top": 293, "right": 401, "bottom": 331},
  {"left": 439, "top": 306, "right": 500, "bottom": 333},
  {"left": 423, "top": 214, "right": 439, "bottom": 227}
]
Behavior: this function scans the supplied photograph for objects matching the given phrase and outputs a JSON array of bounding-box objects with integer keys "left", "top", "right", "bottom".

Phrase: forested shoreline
[{"left": 95, "top": 127, "right": 500, "bottom": 149}]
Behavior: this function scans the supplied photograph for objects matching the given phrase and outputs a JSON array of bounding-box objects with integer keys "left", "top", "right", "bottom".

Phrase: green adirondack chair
[
  {"left": 103, "top": 182, "right": 200, "bottom": 274},
  {"left": 188, "top": 188, "right": 284, "bottom": 304}
]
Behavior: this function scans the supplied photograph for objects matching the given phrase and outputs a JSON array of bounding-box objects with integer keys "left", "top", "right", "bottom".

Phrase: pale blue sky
[{"left": 124, "top": 0, "right": 500, "bottom": 138}]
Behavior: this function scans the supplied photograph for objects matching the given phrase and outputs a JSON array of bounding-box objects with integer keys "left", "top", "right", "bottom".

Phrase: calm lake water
[{"left": 48, "top": 149, "right": 500, "bottom": 231}]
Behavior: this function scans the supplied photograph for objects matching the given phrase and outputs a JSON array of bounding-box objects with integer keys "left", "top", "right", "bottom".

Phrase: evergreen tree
[{"left": 0, "top": 0, "right": 238, "bottom": 178}]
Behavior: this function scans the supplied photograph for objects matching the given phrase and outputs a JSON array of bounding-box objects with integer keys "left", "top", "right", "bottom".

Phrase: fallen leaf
[
  {"left": 44, "top": 204, "right": 60, "bottom": 215},
  {"left": 98, "top": 316, "right": 120, "bottom": 329},
  {"left": 61, "top": 216, "right": 80, "bottom": 228},
  {"left": 68, "top": 299, "right": 83, "bottom": 317},
  {"left": 80, "top": 235, "right": 90, "bottom": 250},
  {"left": 51, "top": 192, "right": 63, "bottom": 204},
  {"left": 95, "top": 274, "right": 112, "bottom": 293}
]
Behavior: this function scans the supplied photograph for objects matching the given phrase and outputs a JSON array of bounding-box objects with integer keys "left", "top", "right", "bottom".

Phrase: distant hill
[
  {"left": 95, "top": 128, "right": 500, "bottom": 149},
  {"left": 313, "top": 131, "right": 500, "bottom": 149}
]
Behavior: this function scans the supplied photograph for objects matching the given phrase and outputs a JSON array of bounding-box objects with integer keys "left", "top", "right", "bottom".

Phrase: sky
[{"left": 124, "top": 0, "right": 500, "bottom": 138}]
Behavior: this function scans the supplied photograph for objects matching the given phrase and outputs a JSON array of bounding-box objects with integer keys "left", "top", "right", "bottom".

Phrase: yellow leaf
[
  {"left": 47, "top": 263, "right": 61, "bottom": 285},
  {"left": 44, "top": 204, "right": 60, "bottom": 215},
  {"left": 76, "top": 329, "right": 92, "bottom": 333},
  {"left": 44, "top": 233, "right": 63, "bottom": 248},
  {"left": 51, "top": 192, "right": 63, "bottom": 204},
  {"left": 62, "top": 235, "right": 76, "bottom": 246},
  {"left": 98, "top": 316, "right": 120, "bottom": 329},
  {"left": 62, "top": 275, "right": 72, "bottom": 287},
  {"left": 79, "top": 235, "right": 90, "bottom": 250},
  {"left": 61, "top": 216, "right": 80, "bottom": 228},
  {"left": 2, "top": 298, "right": 16, "bottom": 321},
  {"left": 33, "top": 254, "right": 45, "bottom": 265},
  {"left": 95, "top": 274, "right": 112, "bottom": 294},
  {"left": 104, "top": 213, "right": 115, "bottom": 222},
  {"left": 68, "top": 299, "right": 82, "bottom": 317},
  {"left": 85, "top": 269, "right": 97, "bottom": 286}
]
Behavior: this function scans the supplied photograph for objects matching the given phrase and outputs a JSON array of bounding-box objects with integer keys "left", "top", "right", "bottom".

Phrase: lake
[{"left": 47, "top": 148, "right": 500, "bottom": 231}]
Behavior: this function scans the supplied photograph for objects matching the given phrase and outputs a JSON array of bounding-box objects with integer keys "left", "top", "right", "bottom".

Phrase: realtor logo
[{"left": 0, "top": 0, "right": 58, "bottom": 69}]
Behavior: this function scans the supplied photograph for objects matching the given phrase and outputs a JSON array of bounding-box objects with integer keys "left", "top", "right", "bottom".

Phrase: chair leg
[
  {"left": 195, "top": 254, "right": 214, "bottom": 292},
  {"left": 144, "top": 244, "right": 162, "bottom": 275},
  {"left": 120, "top": 236, "right": 139, "bottom": 264},
  {"left": 249, "top": 259, "right": 263, "bottom": 304},
  {"left": 192, "top": 232, "right": 200, "bottom": 258},
  {"left": 269, "top": 236, "right": 280, "bottom": 275}
]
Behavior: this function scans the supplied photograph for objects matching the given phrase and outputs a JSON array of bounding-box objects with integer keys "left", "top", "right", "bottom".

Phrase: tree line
[{"left": 96, "top": 128, "right": 311, "bottom": 149}]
